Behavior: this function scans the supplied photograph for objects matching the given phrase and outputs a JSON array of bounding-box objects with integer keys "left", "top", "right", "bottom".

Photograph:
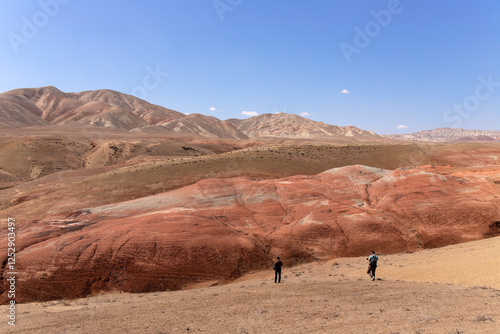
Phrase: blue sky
[{"left": 0, "top": 0, "right": 499, "bottom": 134}]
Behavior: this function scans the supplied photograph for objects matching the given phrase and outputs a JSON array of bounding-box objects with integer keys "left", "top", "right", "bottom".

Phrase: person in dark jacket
[
  {"left": 273, "top": 257, "right": 283, "bottom": 283},
  {"left": 367, "top": 250, "right": 378, "bottom": 281}
]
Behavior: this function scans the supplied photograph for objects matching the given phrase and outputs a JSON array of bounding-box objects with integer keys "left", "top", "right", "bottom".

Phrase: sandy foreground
[{"left": 3, "top": 236, "right": 500, "bottom": 334}]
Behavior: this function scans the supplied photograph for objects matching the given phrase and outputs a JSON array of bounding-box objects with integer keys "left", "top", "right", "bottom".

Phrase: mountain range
[
  {"left": 0, "top": 86, "right": 498, "bottom": 142},
  {"left": 387, "top": 128, "right": 500, "bottom": 142},
  {"left": 0, "top": 86, "right": 382, "bottom": 141},
  {"left": 0, "top": 86, "right": 182, "bottom": 130}
]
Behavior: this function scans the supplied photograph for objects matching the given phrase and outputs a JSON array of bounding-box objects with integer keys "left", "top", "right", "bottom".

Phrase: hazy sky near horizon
[{"left": 0, "top": 0, "right": 499, "bottom": 134}]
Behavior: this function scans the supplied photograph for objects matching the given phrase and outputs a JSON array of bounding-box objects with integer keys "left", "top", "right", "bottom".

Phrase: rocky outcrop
[{"left": 1, "top": 165, "right": 499, "bottom": 303}]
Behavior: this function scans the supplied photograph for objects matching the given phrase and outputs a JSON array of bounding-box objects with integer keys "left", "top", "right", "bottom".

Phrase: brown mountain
[
  {"left": 134, "top": 113, "right": 249, "bottom": 139},
  {"left": 232, "top": 113, "right": 381, "bottom": 141},
  {"left": 0, "top": 87, "right": 383, "bottom": 141},
  {"left": 0, "top": 86, "right": 184, "bottom": 130},
  {"left": 0, "top": 93, "right": 50, "bottom": 128}
]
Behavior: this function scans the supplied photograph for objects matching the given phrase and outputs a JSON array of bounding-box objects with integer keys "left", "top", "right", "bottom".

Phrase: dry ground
[{"left": 4, "top": 236, "right": 499, "bottom": 334}]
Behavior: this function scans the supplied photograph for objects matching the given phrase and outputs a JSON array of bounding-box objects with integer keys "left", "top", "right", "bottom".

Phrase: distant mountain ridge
[
  {"left": 131, "top": 113, "right": 248, "bottom": 139},
  {"left": 2, "top": 87, "right": 497, "bottom": 142},
  {"left": 228, "top": 113, "right": 380, "bottom": 140},
  {"left": 386, "top": 128, "right": 500, "bottom": 142},
  {"left": 0, "top": 86, "right": 381, "bottom": 141},
  {"left": 0, "top": 86, "right": 184, "bottom": 130}
]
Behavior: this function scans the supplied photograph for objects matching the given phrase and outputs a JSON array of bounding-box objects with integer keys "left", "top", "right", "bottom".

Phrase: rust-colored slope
[{"left": 2, "top": 165, "right": 499, "bottom": 303}]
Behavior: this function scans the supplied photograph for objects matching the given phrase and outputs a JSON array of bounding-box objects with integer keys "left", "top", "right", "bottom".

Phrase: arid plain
[{"left": 1, "top": 87, "right": 500, "bottom": 333}]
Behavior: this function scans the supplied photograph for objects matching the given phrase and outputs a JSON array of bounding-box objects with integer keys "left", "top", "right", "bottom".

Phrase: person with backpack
[
  {"left": 367, "top": 251, "right": 378, "bottom": 281},
  {"left": 273, "top": 257, "right": 283, "bottom": 283}
]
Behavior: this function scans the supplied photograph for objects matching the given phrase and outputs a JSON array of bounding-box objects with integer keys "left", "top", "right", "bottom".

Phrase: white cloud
[
  {"left": 241, "top": 111, "right": 259, "bottom": 117},
  {"left": 209, "top": 107, "right": 223, "bottom": 112},
  {"left": 300, "top": 112, "right": 312, "bottom": 116},
  {"left": 341, "top": 89, "right": 350, "bottom": 94},
  {"left": 397, "top": 125, "right": 408, "bottom": 129}
]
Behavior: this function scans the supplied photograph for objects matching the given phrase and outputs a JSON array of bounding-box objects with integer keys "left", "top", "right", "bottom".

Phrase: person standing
[
  {"left": 273, "top": 257, "right": 283, "bottom": 283},
  {"left": 367, "top": 251, "right": 378, "bottom": 281}
]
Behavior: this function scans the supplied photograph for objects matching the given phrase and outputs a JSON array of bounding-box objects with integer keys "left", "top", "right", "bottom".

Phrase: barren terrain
[
  {"left": 1, "top": 87, "right": 500, "bottom": 333},
  {"left": 4, "top": 236, "right": 499, "bottom": 334},
  {"left": 1, "top": 128, "right": 500, "bottom": 304}
]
